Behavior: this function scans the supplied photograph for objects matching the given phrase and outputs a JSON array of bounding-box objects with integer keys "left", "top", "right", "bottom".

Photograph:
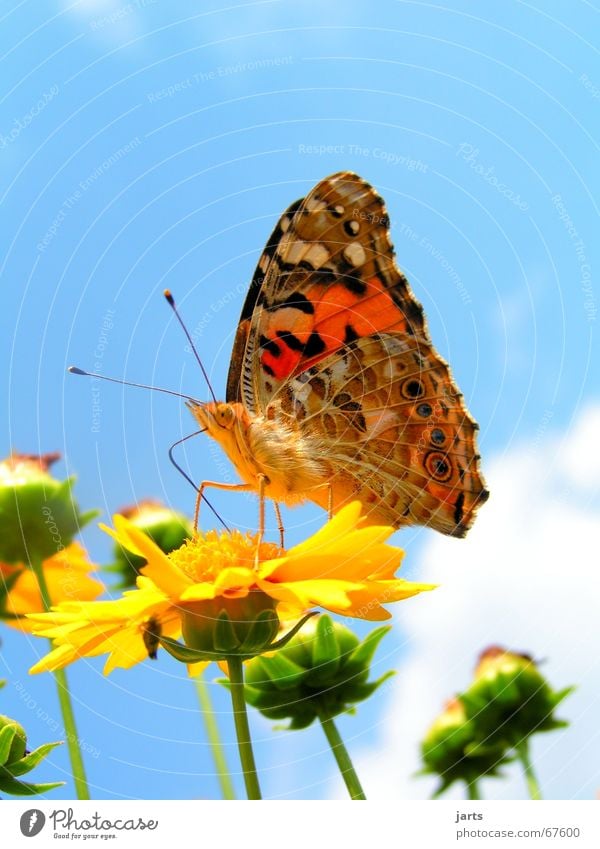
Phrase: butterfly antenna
[
  {"left": 68, "top": 366, "right": 202, "bottom": 404},
  {"left": 168, "top": 431, "right": 230, "bottom": 531},
  {"left": 164, "top": 290, "right": 218, "bottom": 404}
]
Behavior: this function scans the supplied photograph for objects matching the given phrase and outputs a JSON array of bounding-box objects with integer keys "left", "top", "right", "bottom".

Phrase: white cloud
[{"left": 350, "top": 403, "right": 600, "bottom": 800}]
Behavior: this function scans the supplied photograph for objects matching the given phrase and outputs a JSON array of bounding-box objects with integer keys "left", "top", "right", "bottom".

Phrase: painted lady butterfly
[{"left": 190, "top": 172, "right": 488, "bottom": 537}]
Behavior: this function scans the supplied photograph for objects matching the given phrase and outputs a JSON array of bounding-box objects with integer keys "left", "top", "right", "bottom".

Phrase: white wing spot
[
  {"left": 305, "top": 243, "right": 330, "bottom": 268},
  {"left": 290, "top": 378, "right": 312, "bottom": 402},
  {"left": 343, "top": 242, "right": 367, "bottom": 267},
  {"left": 305, "top": 197, "right": 328, "bottom": 212},
  {"left": 281, "top": 239, "right": 306, "bottom": 264}
]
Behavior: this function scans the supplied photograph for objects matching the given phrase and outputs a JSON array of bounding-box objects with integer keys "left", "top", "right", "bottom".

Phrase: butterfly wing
[
  {"left": 226, "top": 171, "right": 487, "bottom": 535},
  {"left": 226, "top": 172, "right": 425, "bottom": 409},
  {"left": 276, "top": 333, "right": 488, "bottom": 536},
  {"left": 226, "top": 196, "right": 304, "bottom": 407}
]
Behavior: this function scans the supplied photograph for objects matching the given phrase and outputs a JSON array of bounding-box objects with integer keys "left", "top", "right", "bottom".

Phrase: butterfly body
[
  {"left": 190, "top": 400, "right": 328, "bottom": 505},
  {"left": 195, "top": 172, "right": 488, "bottom": 537}
]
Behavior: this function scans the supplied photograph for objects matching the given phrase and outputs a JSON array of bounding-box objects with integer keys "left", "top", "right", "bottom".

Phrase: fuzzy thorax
[{"left": 188, "top": 401, "right": 327, "bottom": 504}]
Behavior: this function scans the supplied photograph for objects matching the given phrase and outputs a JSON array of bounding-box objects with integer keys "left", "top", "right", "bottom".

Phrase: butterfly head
[{"left": 187, "top": 401, "right": 249, "bottom": 453}]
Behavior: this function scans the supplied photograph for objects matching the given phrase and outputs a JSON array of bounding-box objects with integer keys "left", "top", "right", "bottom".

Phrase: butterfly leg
[
  {"left": 256, "top": 473, "right": 266, "bottom": 539},
  {"left": 194, "top": 480, "right": 253, "bottom": 531},
  {"left": 327, "top": 483, "right": 333, "bottom": 520},
  {"left": 274, "top": 501, "right": 285, "bottom": 548}
]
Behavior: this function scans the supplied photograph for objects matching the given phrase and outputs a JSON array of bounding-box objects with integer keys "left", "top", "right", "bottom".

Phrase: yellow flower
[
  {"left": 1, "top": 543, "right": 103, "bottom": 631},
  {"left": 27, "top": 502, "right": 434, "bottom": 675}
]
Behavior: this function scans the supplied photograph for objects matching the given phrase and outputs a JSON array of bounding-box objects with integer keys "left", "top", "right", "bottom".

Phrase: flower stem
[
  {"left": 193, "top": 673, "right": 236, "bottom": 800},
  {"left": 226, "top": 655, "right": 262, "bottom": 800},
  {"left": 516, "top": 739, "right": 542, "bottom": 800},
  {"left": 466, "top": 779, "right": 481, "bottom": 800},
  {"left": 53, "top": 668, "right": 90, "bottom": 799},
  {"left": 30, "top": 557, "right": 91, "bottom": 800},
  {"left": 318, "top": 710, "right": 366, "bottom": 800}
]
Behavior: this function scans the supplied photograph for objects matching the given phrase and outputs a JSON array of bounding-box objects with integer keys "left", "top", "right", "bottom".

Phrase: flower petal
[{"left": 101, "top": 516, "right": 193, "bottom": 596}]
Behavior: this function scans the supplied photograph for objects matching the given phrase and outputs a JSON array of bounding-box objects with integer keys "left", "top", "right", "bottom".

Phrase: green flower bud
[
  {"left": 0, "top": 453, "right": 96, "bottom": 565},
  {"left": 0, "top": 715, "right": 27, "bottom": 763},
  {"left": 0, "top": 712, "right": 64, "bottom": 796},
  {"left": 243, "top": 614, "right": 393, "bottom": 729},
  {"left": 180, "top": 591, "right": 280, "bottom": 659},
  {"left": 420, "top": 698, "right": 508, "bottom": 797},
  {"left": 460, "top": 647, "right": 573, "bottom": 748},
  {"left": 109, "top": 500, "right": 193, "bottom": 588}
]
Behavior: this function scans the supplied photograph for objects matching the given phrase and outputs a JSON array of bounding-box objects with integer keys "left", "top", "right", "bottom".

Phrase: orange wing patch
[{"left": 259, "top": 275, "right": 408, "bottom": 381}]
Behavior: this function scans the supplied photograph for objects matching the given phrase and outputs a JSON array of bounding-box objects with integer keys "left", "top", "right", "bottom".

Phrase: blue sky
[{"left": 1, "top": 1, "right": 598, "bottom": 800}]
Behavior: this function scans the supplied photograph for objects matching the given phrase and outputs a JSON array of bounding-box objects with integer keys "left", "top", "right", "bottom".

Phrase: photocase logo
[{"left": 20, "top": 809, "right": 46, "bottom": 837}]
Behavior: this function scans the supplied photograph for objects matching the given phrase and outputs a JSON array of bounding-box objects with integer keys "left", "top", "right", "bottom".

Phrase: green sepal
[
  {"left": 288, "top": 712, "right": 317, "bottom": 731},
  {"left": 242, "top": 614, "right": 393, "bottom": 729},
  {"left": 0, "top": 724, "right": 18, "bottom": 766},
  {"left": 159, "top": 635, "right": 219, "bottom": 663},
  {"left": 241, "top": 684, "right": 299, "bottom": 716},
  {"left": 311, "top": 614, "right": 341, "bottom": 679},
  {"left": 343, "top": 669, "right": 395, "bottom": 705},
  {"left": 239, "top": 610, "right": 280, "bottom": 653},
  {"left": 78, "top": 509, "right": 100, "bottom": 528},
  {"left": 267, "top": 612, "right": 318, "bottom": 652},
  {"left": 260, "top": 653, "right": 307, "bottom": 691},
  {"left": 6, "top": 741, "right": 63, "bottom": 777},
  {"left": 345, "top": 626, "right": 391, "bottom": 676},
  {"left": 244, "top": 657, "right": 270, "bottom": 688},
  {"left": 494, "top": 671, "right": 522, "bottom": 705},
  {"left": 553, "top": 685, "right": 576, "bottom": 707},
  {"left": 0, "top": 774, "right": 64, "bottom": 796},
  {"left": 214, "top": 611, "right": 240, "bottom": 653},
  {"left": 431, "top": 779, "right": 452, "bottom": 799}
]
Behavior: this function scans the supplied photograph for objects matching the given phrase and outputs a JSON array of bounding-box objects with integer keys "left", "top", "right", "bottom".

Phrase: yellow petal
[
  {"left": 101, "top": 516, "right": 193, "bottom": 597},
  {"left": 285, "top": 502, "right": 363, "bottom": 558},
  {"left": 213, "top": 566, "right": 256, "bottom": 594}
]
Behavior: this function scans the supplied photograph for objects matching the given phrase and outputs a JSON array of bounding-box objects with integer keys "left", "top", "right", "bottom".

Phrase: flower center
[{"left": 168, "top": 530, "right": 282, "bottom": 583}]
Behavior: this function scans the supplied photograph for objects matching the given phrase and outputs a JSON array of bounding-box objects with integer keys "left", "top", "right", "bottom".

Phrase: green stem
[
  {"left": 226, "top": 655, "right": 261, "bottom": 800},
  {"left": 466, "top": 779, "right": 481, "bottom": 800},
  {"left": 193, "top": 673, "right": 236, "bottom": 800},
  {"left": 30, "top": 557, "right": 91, "bottom": 800},
  {"left": 318, "top": 710, "right": 366, "bottom": 800},
  {"left": 516, "top": 739, "right": 542, "bottom": 800},
  {"left": 53, "top": 668, "right": 90, "bottom": 799}
]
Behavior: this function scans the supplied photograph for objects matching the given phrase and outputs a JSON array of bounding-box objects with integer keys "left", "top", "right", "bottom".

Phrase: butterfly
[{"left": 189, "top": 171, "right": 488, "bottom": 537}]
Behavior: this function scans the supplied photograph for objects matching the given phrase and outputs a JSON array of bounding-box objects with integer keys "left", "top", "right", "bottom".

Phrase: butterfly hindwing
[{"left": 274, "top": 333, "right": 487, "bottom": 536}]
